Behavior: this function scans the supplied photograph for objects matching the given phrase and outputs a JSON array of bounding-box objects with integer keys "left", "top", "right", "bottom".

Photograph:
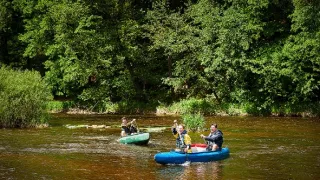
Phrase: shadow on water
[{"left": 0, "top": 114, "right": 319, "bottom": 179}]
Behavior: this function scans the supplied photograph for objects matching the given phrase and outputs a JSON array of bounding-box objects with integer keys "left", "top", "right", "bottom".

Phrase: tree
[{"left": 0, "top": 0, "right": 25, "bottom": 69}]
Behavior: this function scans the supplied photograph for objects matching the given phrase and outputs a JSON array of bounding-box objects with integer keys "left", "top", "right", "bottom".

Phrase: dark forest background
[{"left": 1, "top": 0, "right": 319, "bottom": 115}]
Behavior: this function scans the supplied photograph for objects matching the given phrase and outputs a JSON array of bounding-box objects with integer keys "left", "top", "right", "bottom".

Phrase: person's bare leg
[{"left": 212, "top": 144, "right": 219, "bottom": 151}]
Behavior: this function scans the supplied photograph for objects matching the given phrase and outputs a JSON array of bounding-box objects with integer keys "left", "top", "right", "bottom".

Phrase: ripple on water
[{"left": 78, "top": 136, "right": 110, "bottom": 141}]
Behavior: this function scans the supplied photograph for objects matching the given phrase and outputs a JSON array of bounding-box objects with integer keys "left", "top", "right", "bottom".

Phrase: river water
[{"left": 0, "top": 114, "right": 319, "bottom": 179}]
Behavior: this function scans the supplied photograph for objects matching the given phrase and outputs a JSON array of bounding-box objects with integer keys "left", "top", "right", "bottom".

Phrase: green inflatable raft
[{"left": 119, "top": 132, "right": 150, "bottom": 145}]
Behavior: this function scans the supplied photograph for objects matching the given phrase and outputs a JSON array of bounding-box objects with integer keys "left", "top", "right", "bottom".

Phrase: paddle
[
  {"left": 201, "top": 134, "right": 209, "bottom": 150},
  {"left": 203, "top": 136, "right": 207, "bottom": 144}
]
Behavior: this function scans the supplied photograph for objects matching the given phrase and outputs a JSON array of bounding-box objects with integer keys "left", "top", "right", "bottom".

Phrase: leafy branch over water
[{"left": 182, "top": 113, "right": 205, "bottom": 132}]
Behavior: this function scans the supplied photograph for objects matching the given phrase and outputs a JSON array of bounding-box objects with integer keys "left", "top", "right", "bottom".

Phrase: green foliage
[
  {"left": 0, "top": 0, "right": 26, "bottom": 69},
  {"left": 101, "top": 101, "right": 119, "bottom": 114},
  {"left": 182, "top": 113, "right": 205, "bottom": 132},
  {"left": 90, "top": 100, "right": 158, "bottom": 114},
  {"left": 1, "top": 0, "right": 319, "bottom": 116},
  {"left": 280, "top": 0, "right": 320, "bottom": 103},
  {"left": 168, "top": 98, "right": 216, "bottom": 115},
  {"left": 270, "top": 102, "right": 320, "bottom": 117},
  {"left": 219, "top": 103, "right": 247, "bottom": 116},
  {"left": 46, "top": 101, "right": 74, "bottom": 112},
  {"left": 16, "top": 0, "right": 170, "bottom": 106},
  {"left": 0, "top": 67, "right": 52, "bottom": 128},
  {"left": 18, "top": 0, "right": 114, "bottom": 98},
  {"left": 116, "top": 100, "right": 157, "bottom": 114}
]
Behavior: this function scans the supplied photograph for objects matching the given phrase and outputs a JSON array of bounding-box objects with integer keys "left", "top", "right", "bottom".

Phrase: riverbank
[{"left": 47, "top": 100, "right": 320, "bottom": 118}]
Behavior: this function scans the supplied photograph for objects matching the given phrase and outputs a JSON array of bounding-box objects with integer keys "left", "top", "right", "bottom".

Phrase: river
[{"left": 0, "top": 114, "right": 319, "bottom": 179}]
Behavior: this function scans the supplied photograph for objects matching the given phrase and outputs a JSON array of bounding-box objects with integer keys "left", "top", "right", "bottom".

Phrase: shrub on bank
[
  {"left": 46, "top": 101, "right": 74, "bottom": 112},
  {"left": 109, "top": 100, "right": 158, "bottom": 114},
  {"left": 270, "top": 102, "right": 320, "bottom": 117},
  {"left": 167, "top": 98, "right": 216, "bottom": 115},
  {"left": 182, "top": 113, "right": 205, "bottom": 132},
  {"left": 45, "top": 95, "right": 320, "bottom": 117},
  {"left": 58, "top": 99, "right": 158, "bottom": 114},
  {"left": 0, "top": 67, "right": 52, "bottom": 128}
]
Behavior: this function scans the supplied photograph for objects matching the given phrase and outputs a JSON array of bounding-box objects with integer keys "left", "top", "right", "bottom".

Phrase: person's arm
[
  {"left": 172, "top": 128, "right": 179, "bottom": 138},
  {"left": 184, "top": 134, "right": 191, "bottom": 147},
  {"left": 184, "top": 134, "right": 192, "bottom": 152},
  {"left": 172, "top": 120, "right": 178, "bottom": 137},
  {"left": 127, "top": 119, "right": 136, "bottom": 126},
  {"left": 204, "top": 131, "right": 222, "bottom": 142}
]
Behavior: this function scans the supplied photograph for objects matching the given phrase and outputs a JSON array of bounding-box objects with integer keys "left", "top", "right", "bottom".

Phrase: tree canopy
[{"left": 1, "top": 0, "right": 319, "bottom": 114}]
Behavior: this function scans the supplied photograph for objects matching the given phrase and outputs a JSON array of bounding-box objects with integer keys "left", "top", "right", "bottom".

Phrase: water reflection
[{"left": 156, "top": 161, "right": 222, "bottom": 180}]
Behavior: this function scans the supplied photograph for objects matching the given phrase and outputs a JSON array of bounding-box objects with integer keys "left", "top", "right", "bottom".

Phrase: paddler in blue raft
[
  {"left": 171, "top": 120, "right": 192, "bottom": 153},
  {"left": 200, "top": 123, "right": 224, "bottom": 151}
]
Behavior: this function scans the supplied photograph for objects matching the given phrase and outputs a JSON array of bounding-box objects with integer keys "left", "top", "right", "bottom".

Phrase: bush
[
  {"left": 168, "top": 98, "right": 216, "bottom": 115},
  {"left": 46, "top": 101, "right": 74, "bottom": 112},
  {"left": 182, "top": 113, "right": 205, "bottom": 132},
  {"left": 270, "top": 102, "right": 320, "bottom": 117},
  {"left": 219, "top": 103, "right": 247, "bottom": 116},
  {"left": 0, "top": 67, "right": 52, "bottom": 128},
  {"left": 114, "top": 100, "right": 157, "bottom": 114}
]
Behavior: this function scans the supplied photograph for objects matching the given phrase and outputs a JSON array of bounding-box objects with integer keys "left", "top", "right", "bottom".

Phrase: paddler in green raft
[
  {"left": 171, "top": 120, "right": 192, "bottom": 153},
  {"left": 119, "top": 117, "right": 150, "bottom": 145},
  {"left": 120, "top": 117, "right": 138, "bottom": 137}
]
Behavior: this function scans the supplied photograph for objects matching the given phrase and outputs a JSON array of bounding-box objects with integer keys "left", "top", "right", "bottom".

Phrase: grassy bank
[
  {"left": 46, "top": 100, "right": 158, "bottom": 114},
  {"left": 47, "top": 98, "right": 320, "bottom": 117}
]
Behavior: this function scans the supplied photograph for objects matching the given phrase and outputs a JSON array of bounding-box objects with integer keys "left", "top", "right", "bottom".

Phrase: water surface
[{"left": 1, "top": 114, "right": 319, "bottom": 179}]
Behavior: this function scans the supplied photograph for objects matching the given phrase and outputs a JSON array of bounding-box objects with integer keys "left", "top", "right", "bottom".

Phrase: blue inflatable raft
[{"left": 154, "top": 144, "right": 229, "bottom": 164}]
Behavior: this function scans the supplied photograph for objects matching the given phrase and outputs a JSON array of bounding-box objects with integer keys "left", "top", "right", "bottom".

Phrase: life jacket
[
  {"left": 173, "top": 130, "right": 191, "bottom": 153},
  {"left": 176, "top": 131, "right": 187, "bottom": 149}
]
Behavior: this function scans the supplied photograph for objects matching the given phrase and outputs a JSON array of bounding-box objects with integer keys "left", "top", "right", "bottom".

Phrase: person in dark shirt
[
  {"left": 120, "top": 117, "right": 137, "bottom": 137},
  {"left": 200, "top": 123, "right": 223, "bottom": 151}
]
